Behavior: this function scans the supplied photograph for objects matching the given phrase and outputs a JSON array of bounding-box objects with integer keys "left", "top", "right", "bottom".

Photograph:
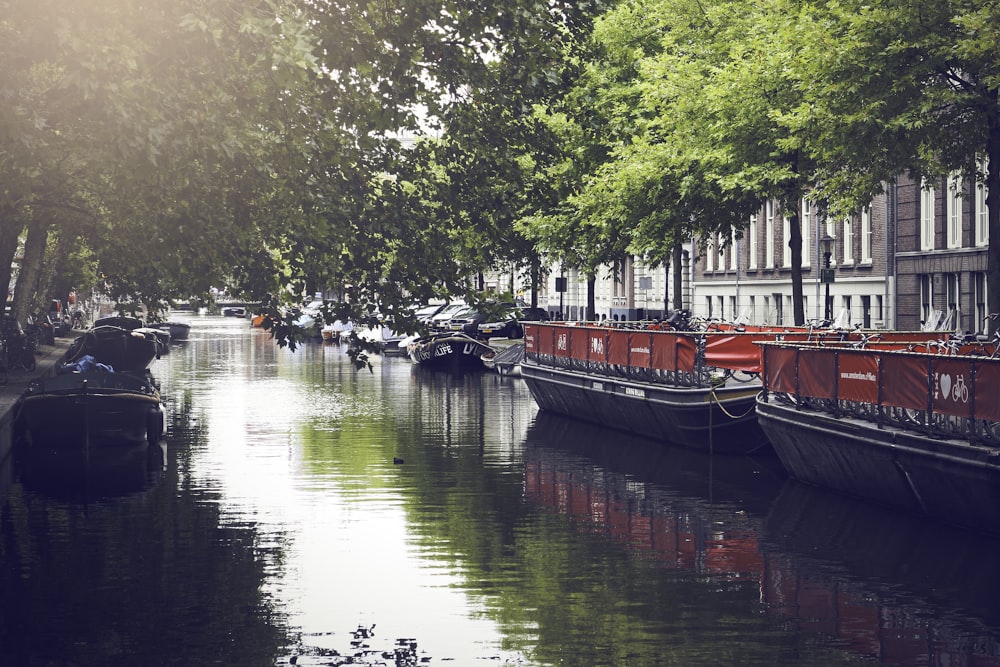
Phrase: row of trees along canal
[{"left": 4, "top": 0, "right": 1000, "bottom": 344}]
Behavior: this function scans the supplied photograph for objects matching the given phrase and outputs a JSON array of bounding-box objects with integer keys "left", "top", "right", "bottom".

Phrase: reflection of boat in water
[
  {"left": 17, "top": 441, "right": 165, "bottom": 502},
  {"left": 407, "top": 332, "right": 495, "bottom": 370},
  {"left": 756, "top": 341, "right": 1000, "bottom": 535},
  {"left": 762, "top": 480, "right": 1000, "bottom": 659},
  {"left": 524, "top": 411, "right": 1000, "bottom": 665}
]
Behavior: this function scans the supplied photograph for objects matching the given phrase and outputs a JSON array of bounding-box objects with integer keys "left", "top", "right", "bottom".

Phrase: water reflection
[
  {"left": 16, "top": 440, "right": 166, "bottom": 502},
  {"left": 524, "top": 411, "right": 1000, "bottom": 666},
  {"left": 3, "top": 316, "right": 999, "bottom": 667}
]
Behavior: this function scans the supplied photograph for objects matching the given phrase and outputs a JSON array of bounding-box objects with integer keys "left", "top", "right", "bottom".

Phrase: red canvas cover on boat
[
  {"left": 628, "top": 331, "right": 653, "bottom": 369},
  {"left": 880, "top": 354, "right": 931, "bottom": 410},
  {"left": 974, "top": 360, "right": 1000, "bottom": 421},
  {"left": 763, "top": 346, "right": 799, "bottom": 393},
  {"left": 569, "top": 327, "right": 590, "bottom": 361},
  {"left": 794, "top": 348, "right": 837, "bottom": 400},
  {"left": 834, "top": 350, "right": 879, "bottom": 404},
  {"left": 607, "top": 330, "right": 631, "bottom": 366},
  {"left": 650, "top": 332, "right": 698, "bottom": 373},
  {"left": 704, "top": 334, "right": 763, "bottom": 373}
]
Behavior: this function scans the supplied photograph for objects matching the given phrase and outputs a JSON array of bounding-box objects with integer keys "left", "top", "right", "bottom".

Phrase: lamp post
[{"left": 820, "top": 233, "right": 834, "bottom": 321}]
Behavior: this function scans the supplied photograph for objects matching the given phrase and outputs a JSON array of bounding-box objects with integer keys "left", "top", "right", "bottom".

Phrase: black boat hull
[
  {"left": 18, "top": 371, "right": 165, "bottom": 448},
  {"left": 756, "top": 397, "right": 1000, "bottom": 535},
  {"left": 520, "top": 360, "right": 770, "bottom": 455}
]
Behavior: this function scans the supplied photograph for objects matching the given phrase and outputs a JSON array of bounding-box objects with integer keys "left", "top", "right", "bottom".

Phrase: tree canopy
[{"left": 4, "top": 0, "right": 1000, "bottom": 337}]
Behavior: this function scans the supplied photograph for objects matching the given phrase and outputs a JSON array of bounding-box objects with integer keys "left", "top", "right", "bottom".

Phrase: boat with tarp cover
[
  {"left": 17, "top": 365, "right": 165, "bottom": 449},
  {"left": 756, "top": 339, "right": 1000, "bottom": 535},
  {"left": 520, "top": 321, "right": 949, "bottom": 455},
  {"left": 407, "top": 331, "right": 496, "bottom": 370}
]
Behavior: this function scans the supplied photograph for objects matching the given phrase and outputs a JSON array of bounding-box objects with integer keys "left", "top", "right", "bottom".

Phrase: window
[
  {"left": 800, "top": 199, "right": 812, "bottom": 267},
  {"left": 748, "top": 214, "right": 758, "bottom": 270},
  {"left": 842, "top": 216, "right": 854, "bottom": 265},
  {"left": 861, "top": 295, "right": 871, "bottom": 328},
  {"left": 730, "top": 228, "right": 738, "bottom": 270},
  {"left": 782, "top": 210, "right": 791, "bottom": 267},
  {"left": 717, "top": 296, "right": 725, "bottom": 320},
  {"left": 976, "top": 159, "right": 989, "bottom": 247},
  {"left": 860, "top": 207, "right": 872, "bottom": 264},
  {"left": 842, "top": 294, "right": 852, "bottom": 325},
  {"left": 705, "top": 296, "right": 713, "bottom": 319},
  {"left": 772, "top": 292, "right": 783, "bottom": 325},
  {"left": 825, "top": 212, "right": 837, "bottom": 267},
  {"left": 947, "top": 173, "right": 962, "bottom": 249},
  {"left": 945, "top": 273, "right": 959, "bottom": 327},
  {"left": 704, "top": 235, "right": 714, "bottom": 272},
  {"left": 974, "top": 272, "right": 987, "bottom": 332},
  {"left": 729, "top": 296, "right": 737, "bottom": 320},
  {"left": 921, "top": 179, "right": 936, "bottom": 251},
  {"left": 765, "top": 201, "right": 775, "bottom": 268},
  {"left": 920, "top": 274, "right": 933, "bottom": 324}
]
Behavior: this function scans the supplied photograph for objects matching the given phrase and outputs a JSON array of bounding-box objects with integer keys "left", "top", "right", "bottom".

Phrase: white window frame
[
  {"left": 842, "top": 216, "right": 854, "bottom": 265},
  {"left": 704, "top": 234, "right": 714, "bottom": 272},
  {"left": 730, "top": 228, "right": 738, "bottom": 270},
  {"left": 947, "top": 172, "right": 962, "bottom": 249},
  {"left": 921, "top": 179, "right": 936, "bottom": 251},
  {"left": 860, "top": 206, "right": 872, "bottom": 264},
  {"left": 825, "top": 214, "right": 837, "bottom": 266},
  {"left": 765, "top": 201, "right": 775, "bottom": 269},
  {"left": 976, "top": 158, "right": 989, "bottom": 247},
  {"left": 782, "top": 210, "right": 791, "bottom": 267},
  {"left": 800, "top": 199, "right": 812, "bottom": 268},
  {"left": 748, "top": 214, "right": 758, "bottom": 270}
]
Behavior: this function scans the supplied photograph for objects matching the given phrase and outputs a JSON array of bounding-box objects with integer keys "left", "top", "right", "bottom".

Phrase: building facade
[{"left": 495, "top": 172, "right": 989, "bottom": 332}]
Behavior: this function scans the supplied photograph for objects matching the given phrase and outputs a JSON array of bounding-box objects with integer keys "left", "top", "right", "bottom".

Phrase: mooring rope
[{"left": 709, "top": 386, "right": 759, "bottom": 420}]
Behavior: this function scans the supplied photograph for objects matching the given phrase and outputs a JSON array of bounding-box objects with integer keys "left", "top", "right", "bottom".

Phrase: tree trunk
[
  {"left": 671, "top": 243, "right": 683, "bottom": 310},
  {"left": 529, "top": 258, "right": 539, "bottom": 308},
  {"left": 0, "top": 206, "right": 23, "bottom": 309},
  {"left": 39, "top": 228, "right": 72, "bottom": 314},
  {"left": 11, "top": 221, "right": 49, "bottom": 324},
  {"left": 586, "top": 275, "right": 596, "bottom": 321},
  {"left": 784, "top": 195, "right": 805, "bottom": 326}
]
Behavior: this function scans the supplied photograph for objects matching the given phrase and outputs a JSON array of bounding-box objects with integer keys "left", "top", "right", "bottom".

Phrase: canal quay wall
[{"left": 0, "top": 337, "right": 74, "bottom": 464}]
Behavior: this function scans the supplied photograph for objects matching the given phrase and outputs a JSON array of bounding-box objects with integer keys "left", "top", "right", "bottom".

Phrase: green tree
[{"left": 779, "top": 0, "right": 1000, "bottom": 329}]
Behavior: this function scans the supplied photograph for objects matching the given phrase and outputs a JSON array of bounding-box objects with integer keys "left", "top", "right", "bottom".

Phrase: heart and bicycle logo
[{"left": 936, "top": 372, "right": 969, "bottom": 403}]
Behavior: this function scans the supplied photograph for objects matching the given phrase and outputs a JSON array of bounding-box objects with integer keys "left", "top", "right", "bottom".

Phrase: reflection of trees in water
[{"left": 0, "top": 420, "right": 291, "bottom": 665}]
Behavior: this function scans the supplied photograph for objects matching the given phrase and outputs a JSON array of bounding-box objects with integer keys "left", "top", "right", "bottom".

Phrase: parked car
[
  {"left": 446, "top": 307, "right": 489, "bottom": 335},
  {"left": 413, "top": 303, "right": 448, "bottom": 326},
  {"left": 429, "top": 303, "right": 468, "bottom": 331},
  {"left": 478, "top": 305, "right": 549, "bottom": 339}
]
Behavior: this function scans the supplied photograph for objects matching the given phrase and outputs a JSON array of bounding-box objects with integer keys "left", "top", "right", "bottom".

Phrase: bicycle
[
  {"left": 3, "top": 322, "right": 37, "bottom": 372},
  {"left": 850, "top": 332, "right": 883, "bottom": 349}
]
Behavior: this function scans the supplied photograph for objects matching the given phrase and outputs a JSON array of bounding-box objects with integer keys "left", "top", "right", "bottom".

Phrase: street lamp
[{"left": 819, "top": 233, "right": 835, "bottom": 321}]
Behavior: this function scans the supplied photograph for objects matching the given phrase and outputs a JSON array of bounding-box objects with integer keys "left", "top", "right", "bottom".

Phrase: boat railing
[
  {"left": 758, "top": 341, "right": 1000, "bottom": 445},
  {"left": 524, "top": 322, "right": 965, "bottom": 391}
]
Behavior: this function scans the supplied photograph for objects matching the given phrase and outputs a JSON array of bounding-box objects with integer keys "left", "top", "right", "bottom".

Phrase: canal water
[{"left": 1, "top": 315, "right": 999, "bottom": 666}]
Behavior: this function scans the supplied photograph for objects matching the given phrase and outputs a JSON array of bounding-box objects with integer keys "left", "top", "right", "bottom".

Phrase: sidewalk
[{"left": 0, "top": 337, "right": 74, "bottom": 462}]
